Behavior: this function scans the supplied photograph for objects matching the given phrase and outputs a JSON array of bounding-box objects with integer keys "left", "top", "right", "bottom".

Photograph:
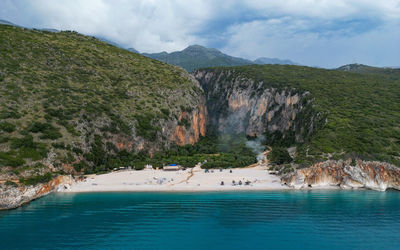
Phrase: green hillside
[
  {"left": 0, "top": 24, "right": 207, "bottom": 175},
  {"left": 201, "top": 65, "right": 400, "bottom": 166},
  {"left": 337, "top": 63, "right": 400, "bottom": 76}
]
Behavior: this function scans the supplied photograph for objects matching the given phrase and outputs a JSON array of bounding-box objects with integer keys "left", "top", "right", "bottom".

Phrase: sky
[{"left": 1, "top": 0, "right": 399, "bottom": 68}]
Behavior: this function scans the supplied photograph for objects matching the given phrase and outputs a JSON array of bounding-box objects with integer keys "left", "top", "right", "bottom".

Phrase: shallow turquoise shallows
[{"left": 1, "top": 191, "right": 400, "bottom": 250}]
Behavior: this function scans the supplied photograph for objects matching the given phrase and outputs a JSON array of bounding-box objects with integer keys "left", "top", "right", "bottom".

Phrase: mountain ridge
[{"left": 141, "top": 44, "right": 300, "bottom": 72}]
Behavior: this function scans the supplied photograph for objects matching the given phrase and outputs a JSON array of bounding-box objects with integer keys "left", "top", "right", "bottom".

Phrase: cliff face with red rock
[
  {"left": 282, "top": 160, "right": 400, "bottom": 191},
  {"left": 170, "top": 103, "right": 207, "bottom": 146}
]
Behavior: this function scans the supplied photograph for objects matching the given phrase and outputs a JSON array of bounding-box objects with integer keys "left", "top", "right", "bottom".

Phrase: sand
[{"left": 60, "top": 165, "right": 288, "bottom": 193}]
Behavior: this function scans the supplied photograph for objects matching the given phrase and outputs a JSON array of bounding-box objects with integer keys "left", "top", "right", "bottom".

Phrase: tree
[{"left": 269, "top": 147, "right": 292, "bottom": 165}]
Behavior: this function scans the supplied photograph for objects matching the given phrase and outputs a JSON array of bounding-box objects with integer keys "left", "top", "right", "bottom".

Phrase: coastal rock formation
[
  {"left": 0, "top": 176, "right": 73, "bottom": 210},
  {"left": 194, "top": 70, "right": 323, "bottom": 141},
  {"left": 170, "top": 101, "right": 207, "bottom": 146},
  {"left": 282, "top": 160, "right": 400, "bottom": 191}
]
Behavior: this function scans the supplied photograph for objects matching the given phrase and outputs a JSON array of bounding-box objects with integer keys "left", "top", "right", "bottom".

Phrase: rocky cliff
[
  {"left": 194, "top": 69, "right": 322, "bottom": 142},
  {"left": 0, "top": 175, "right": 73, "bottom": 210},
  {"left": 282, "top": 160, "right": 400, "bottom": 191}
]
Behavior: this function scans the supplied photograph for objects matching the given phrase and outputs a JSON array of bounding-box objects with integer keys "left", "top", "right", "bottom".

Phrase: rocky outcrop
[
  {"left": 282, "top": 160, "right": 400, "bottom": 191},
  {"left": 194, "top": 70, "right": 323, "bottom": 142},
  {"left": 170, "top": 103, "right": 207, "bottom": 146},
  {"left": 0, "top": 175, "right": 74, "bottom": 210}
]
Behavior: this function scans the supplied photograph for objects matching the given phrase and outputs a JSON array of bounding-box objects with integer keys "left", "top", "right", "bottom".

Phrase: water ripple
[{"left": 1, "top": 190, "right": 400, "bottom": 249}]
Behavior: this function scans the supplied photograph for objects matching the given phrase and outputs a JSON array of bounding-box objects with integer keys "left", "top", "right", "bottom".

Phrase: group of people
[{"left": 220, "top": 180, "right": 251, "bottom": 186}]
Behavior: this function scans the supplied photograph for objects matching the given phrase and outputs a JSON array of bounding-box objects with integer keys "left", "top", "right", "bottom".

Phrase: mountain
[
  {"left": 127, "top": 48, "right": 139, "bottom": 53},
  {"left": 0, "top": 24, "right": 206, "bottom": 178},
  {"left": 0, "top": 19, "right": 17, "bottom": 26},
  {"left": 336, "top": 63, "right": 400, "bottom": 76},
  {"left": 142, "top": 45, "right": 254, "bottom": 72},
  {"left": 142, "top": 45, "right": 300, "bottom": 72},
  {"left": 337, "top": 63, "right": 385, "bottom": 73},
  {"left": 254, "top": 57, "right": 298, "bottom": 65}
]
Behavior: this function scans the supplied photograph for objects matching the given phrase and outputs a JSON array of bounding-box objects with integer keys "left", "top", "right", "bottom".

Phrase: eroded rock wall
[
  {"left": 282, "top": 160, "right": 400, "bottom": 191},
  {"left": 0, "top": 175, "right": 73, "bottom": 210},
  {"left": 194, "top": 70, "right": 321, "bottom": 141}
]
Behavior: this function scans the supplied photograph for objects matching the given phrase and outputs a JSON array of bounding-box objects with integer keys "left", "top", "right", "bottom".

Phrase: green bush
[
  {"left": 178, "top": 118, "right": 190, "bottom": 128},
  {"left": 0, "top": 122, "right": 16, "bottom": 133},
  {"left": 269, "top": 147, "right": 293, "bottom": 165},
  {"left": 0, "top": 152, "right": 25, "bottom": 167},
  {"left": 10, "top": 135, "right": 48, "bottom": 160},
  {"left": 28, "top": 122, "right": 62, "bottom": 140},
  {"left": 19, "top": 173, "right": 53, "bottom": 186},
  {"left": 160, "top": 108, "right": 170, "bottom": 118},
  {"left": 5, "top": 180, "right": 18, "bottom": 187}
]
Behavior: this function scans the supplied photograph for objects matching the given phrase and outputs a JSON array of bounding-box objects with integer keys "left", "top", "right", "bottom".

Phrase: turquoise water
[{"left": 1, "top": 191, "right": 400, "bottom": 250}]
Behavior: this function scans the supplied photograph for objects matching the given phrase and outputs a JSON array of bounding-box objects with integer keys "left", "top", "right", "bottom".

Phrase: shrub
[
  {"left": 5, "top": 180, "right": 18, "bottom": 187},
  {"left": 29, "top": 121, "right": 62, "bottom": 140},
  {"left": 0, "top": 152, "right": 25, "bottom": 167},
  {"left": 269, "top": 147, "right": 293, "bottom": 165},
  {"left": 0, "top": 110, "right": 21, "bottom": 119},
  {"left": 161, "top": 108, "right": 170, "bottom": 118},
  {"left": 73, "top": 161, "right": 90, "bottom": 172},
  {"left": 178, "top": 118, "right": 190, "bottom": 128},
  {"left": 19, "top": 173, "right": 53, "bottom": 186},
  {"left": 0, "top": 122, "right": 16, "bottom": 133}
]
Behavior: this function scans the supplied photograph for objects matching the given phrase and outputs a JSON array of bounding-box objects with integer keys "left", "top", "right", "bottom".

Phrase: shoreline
[{"left": 59, "top": 166, "right": 290, "bottom": 193}]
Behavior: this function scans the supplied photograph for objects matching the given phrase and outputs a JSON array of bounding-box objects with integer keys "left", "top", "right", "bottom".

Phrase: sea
[{"left": 1, "top": 190, "right": 400, "bottom": 250}]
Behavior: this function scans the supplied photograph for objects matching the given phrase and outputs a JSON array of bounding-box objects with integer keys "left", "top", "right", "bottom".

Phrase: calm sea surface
[{"left": 1, "top": 191, "right": 400, "bottom": 250}]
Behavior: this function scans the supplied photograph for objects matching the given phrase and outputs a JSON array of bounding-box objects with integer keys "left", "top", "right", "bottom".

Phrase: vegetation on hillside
[
  {"left": 202, "top": 65, "right": 400, "bottom": 166},
  {"left": 0, "top": 24, "right": 208, "bottom": 180},
  {"left": 0, "top": 25, "right": 258, "bottom": 183},
  {"left": 73, "top": 131, "right": 256, "bottom": 174}
]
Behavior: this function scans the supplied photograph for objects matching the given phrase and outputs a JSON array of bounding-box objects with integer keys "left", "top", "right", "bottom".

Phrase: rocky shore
[
  {"left": 282, "top": 160, "right": 400, "bottom": 191},
  {"left": 2, "top": 160, "right": 400, "bottom": 210},
  {"left": 0, "top": 175, "right": 73, "bottom": 210}
]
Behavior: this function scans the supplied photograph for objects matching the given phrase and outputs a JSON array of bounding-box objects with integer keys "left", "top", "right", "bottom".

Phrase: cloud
[
  {"left": 0, "top": 0, "right": 399, "bottom": 67},
  {"left": 220, "top": 9, "right": 400, "bottom": 67},
  {"left": 0, "top": 0, "right": 214, "bottom": 52}
]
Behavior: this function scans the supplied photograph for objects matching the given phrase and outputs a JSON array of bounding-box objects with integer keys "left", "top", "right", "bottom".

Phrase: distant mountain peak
[
  {"left": 184, "top": 44, "right": 207, "bottom": 50},
  {"left": 127, "top": 48, "right": 139, "bottom": 53},
  {"left": 254, "top": 57, "right": 298, "bottom": 65},
  {"left": 337, "top": 63, "right": 371, "bottom": 71},
  {"left": 336, "top": 63, "right": 400, "bottom": 75},
  {"left": 142, "top": 45, "right": 253, "bottom": 72},
  {"left": 143, "top": 44, "right": 298, "bottom": 72},
  {"left": 0, "top": 19, "right": 17, "bottom": 26}
]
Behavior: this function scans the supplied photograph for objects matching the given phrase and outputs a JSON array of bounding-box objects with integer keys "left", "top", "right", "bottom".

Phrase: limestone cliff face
[
  {"left": 84, "top": 73, "right": 207, "bottom": 156},
  {"left": 0, "top": 175, "right": 73, "bottom": 210},
  {"left": 156, "top": 75, "right": 207, "bottom": 149},
  {"left": 170, "top": 104, "right": 207, "bottom": 145},
  {"left": 194, "top": 70, "right": 322, "bottom": 141},
  {"left": 282, "top": 160, "right": 400, "bottom": 191}
]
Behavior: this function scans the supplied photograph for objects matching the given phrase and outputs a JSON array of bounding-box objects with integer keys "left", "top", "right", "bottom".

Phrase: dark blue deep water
[{"left": 1, "top": 191, "right": 400, "bottom": 249}]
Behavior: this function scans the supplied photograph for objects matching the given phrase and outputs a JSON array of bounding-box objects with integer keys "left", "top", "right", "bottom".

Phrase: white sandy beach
[{"left": 60, "top": 165, "right": 288, "bottom": 192}]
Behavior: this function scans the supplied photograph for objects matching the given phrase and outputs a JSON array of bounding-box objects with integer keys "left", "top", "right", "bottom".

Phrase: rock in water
[
  {"left": 282, "top": 160, "right": 400, "bottom": 191},
  {"left": 0, "top": 176, "right": 73, "bottom": 210}
]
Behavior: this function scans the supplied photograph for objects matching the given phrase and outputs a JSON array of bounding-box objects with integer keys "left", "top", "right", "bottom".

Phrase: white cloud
[
  {"left": 1, "top": 0, "right": 215, "bottom": 52},
  {"left": 221, "top": 17, "right": 400, "bottom": 67}
]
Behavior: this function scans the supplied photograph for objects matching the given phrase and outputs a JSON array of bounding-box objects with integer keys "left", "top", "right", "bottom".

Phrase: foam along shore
[{"left": 60, "top": 165, "right": 288, "bottom": 192}]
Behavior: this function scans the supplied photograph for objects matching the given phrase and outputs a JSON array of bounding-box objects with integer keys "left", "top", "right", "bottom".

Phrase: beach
[{"left": 60, "top": 165, "right": 288, "bottom": 192}]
